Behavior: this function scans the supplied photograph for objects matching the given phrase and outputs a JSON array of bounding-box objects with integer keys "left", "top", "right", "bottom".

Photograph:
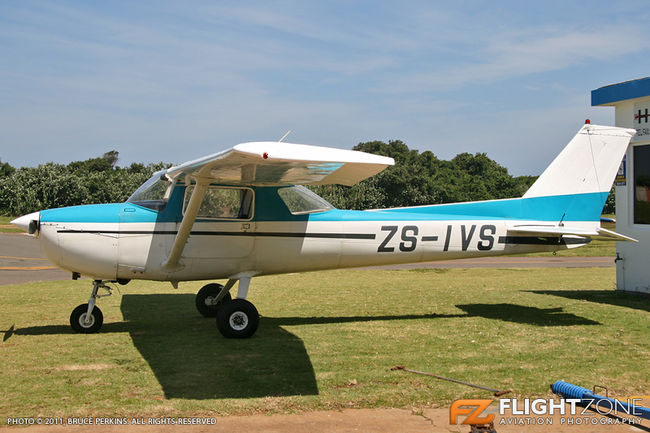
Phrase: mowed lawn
[
  {"left": 0, "top": 267, "right": 648, "bottom": 421},
  {"left": 0, "top": 216, "right": 21, "bottom": 233}
]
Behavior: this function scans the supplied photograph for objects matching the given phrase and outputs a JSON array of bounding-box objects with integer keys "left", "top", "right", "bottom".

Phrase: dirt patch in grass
[{"left": 54, "top": 364, "right": 115, "bottom": 371}]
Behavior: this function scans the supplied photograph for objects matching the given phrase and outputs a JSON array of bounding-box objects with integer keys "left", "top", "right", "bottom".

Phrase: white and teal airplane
[{"left": 11, "top": 123, "right": 637, "bottom": 338}]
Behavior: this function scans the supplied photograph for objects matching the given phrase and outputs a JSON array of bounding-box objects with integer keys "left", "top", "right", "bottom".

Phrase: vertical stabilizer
[{"left": 523, "top": 124, "right": 635, "bottom": 199}]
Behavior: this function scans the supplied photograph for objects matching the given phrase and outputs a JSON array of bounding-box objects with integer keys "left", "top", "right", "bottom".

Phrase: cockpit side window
[
  {"left": 184, "top": 186, "right": 254, "bottom": 220},
  {"left": 127, "top": 171, "right": 172, "bottom": 211}
]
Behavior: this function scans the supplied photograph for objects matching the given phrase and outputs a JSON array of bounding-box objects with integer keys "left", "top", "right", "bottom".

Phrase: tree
[
  {"left": 0, "top": 143, "right": 540, "bottom": 216},
  {"left": 603, "top": 186, "right": 616, "bottom": 215},
  {"left": 0, "top": 152, "right": 169, "bottom": 216},
  {"left": 0, "top": 160, "right": 15, "bottom": 178},
  {"left": 102, "top": 150, "right": 119, "bottom": 168},
  {"left": 68, "top": 150, "right": 119, "bottom": 173},
  {"left": 313, "top": 140, "right": 535, "bottom": 210}
]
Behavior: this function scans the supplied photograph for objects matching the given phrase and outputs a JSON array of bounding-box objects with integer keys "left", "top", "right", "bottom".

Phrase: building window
[{"left": 634, "top": 145, "right": 650, "bottom": 224}]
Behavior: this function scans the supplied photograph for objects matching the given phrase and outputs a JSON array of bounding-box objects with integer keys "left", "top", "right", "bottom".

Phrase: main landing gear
[
  {"left": 195, "top": 277, "right": 259, "bottom": 339},
  {"left": 68, "top": 278, "right": 259, "bottom": 338},
  {"left": 70, "top": 280, "right": 113, "bottom": 334}
]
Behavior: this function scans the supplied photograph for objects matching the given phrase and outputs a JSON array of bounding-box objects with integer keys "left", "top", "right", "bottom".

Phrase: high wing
[
  {"left": 162, "top": 142, "right": 395, "bottom": 270},
  {"left": 166, "top": 141, "right": 395, "bottom": 186}
]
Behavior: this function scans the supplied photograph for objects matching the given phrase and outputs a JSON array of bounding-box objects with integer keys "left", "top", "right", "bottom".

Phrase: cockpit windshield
[
  {"left": 127, "top": 171, "right": 172, "bottom": 211},
  {"left": 278, "top": 186, "right": 334, "bottom": 215}
]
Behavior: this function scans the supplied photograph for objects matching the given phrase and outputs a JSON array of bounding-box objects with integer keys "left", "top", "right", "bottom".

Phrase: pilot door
[{"left": 180, "top": 186, "right": 256, "bottom": 260}]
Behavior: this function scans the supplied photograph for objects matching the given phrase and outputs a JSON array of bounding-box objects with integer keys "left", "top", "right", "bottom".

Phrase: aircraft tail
[
  {"left": 372, "top": 123, "right": 637, "bottom": 242},
  {"left": 521, "top": 124, "right": 635, "bottom": 222}
]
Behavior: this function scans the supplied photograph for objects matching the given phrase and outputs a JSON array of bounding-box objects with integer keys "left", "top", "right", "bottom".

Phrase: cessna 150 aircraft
[{"left": 11, "top": 123, "right": 637, "bottom": 338}]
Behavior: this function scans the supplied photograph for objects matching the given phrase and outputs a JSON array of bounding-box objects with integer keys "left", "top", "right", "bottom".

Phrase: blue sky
[{"left": 1, "top": 1, "right": 649, "bottom": 175}]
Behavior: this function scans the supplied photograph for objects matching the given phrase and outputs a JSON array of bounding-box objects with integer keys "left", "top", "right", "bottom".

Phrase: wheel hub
[
  {"left": 229, "top": 311, "right": 248, "bottom": 331},
  {"left": 79, "top": 313, "right": 95, "bottom": 328}
]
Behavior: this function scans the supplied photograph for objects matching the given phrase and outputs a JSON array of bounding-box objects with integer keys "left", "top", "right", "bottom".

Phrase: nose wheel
[
  {"left": 70, "top": 304, "right": 103, "bottom": 333},
  {"left": 69, "top": 280, "right": 112, "bottom": 334}
]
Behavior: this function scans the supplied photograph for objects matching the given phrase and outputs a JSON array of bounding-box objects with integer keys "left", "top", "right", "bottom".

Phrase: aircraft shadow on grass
[
  {"left": 4, "top": 293, "right": 462, "bottom": 400},
  {"left": 527, "top": 290, "right": 650, "bottom": 313},
  {"left": 456, "top": 303, "right": 601, "bottom": 326},
  {"left": 4, "top": 296, "right": 600, "bottom": 399}
]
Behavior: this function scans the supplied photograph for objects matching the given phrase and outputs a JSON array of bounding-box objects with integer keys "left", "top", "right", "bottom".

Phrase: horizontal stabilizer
[
  {"left": 166, "top": 142, "right": 395, "bottom": 186},
  {"left": 508, "top": 225, "right": 638, "bottom": 242},
  {"left": 596, "top": 227, "right": 638, "bottom": 242}
]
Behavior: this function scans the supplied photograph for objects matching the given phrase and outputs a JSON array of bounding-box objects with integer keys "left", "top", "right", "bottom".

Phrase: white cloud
[
  {"left": 1, "top": 1, "right": 648, "bottom": 177},
  {"left": 373, "top": 25, "right": 645, "bottom": 93}
]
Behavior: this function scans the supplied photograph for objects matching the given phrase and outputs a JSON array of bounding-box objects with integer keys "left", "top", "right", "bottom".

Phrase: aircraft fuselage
[{"left": 36, "top": 184, "right": 585, "bottom": 282}]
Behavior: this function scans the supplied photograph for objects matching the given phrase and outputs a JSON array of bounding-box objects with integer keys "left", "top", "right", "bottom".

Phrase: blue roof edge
[{"left": 592, "top": 77, "right": 650, "bottom": 106}]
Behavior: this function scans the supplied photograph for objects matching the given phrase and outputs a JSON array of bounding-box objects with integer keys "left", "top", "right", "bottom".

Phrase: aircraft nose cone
[{"left": 11, "top": 211, "right": 40, "bottom": 234}]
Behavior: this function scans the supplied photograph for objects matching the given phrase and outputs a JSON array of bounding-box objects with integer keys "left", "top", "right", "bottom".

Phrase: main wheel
[
  {"left": 196, "top": 283, "right": 232, "bottom": 317},
  {"left": 70, "top": 304, "right": 103, "bottom": 334},
  {"left": 216, "top": 299, "right": 259, "bottom": 339}
]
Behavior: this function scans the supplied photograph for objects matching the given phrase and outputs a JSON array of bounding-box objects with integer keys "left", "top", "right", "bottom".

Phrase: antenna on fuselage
[{"left": 278, "top": 130, "right": 292, "bottom": 142}]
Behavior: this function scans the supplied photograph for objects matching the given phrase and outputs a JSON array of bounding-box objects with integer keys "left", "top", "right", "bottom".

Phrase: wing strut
[{"left": 162, "top": 177, "right": 209, "bottom": 270}]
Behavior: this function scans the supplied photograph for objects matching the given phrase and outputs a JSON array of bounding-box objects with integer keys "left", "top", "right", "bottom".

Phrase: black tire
[
  {"left": 216, "top": 299, "right": 259, "bottom": 339},
  {"left": 196, "top": 283, "right": 232, "bottom": 317},
  {"left": 70, "top": 304, "right": 103, "bottom": 334}
]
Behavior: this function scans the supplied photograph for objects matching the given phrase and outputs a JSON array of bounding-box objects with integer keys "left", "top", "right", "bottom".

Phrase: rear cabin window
[
  {"left": 184, "top": 186, "right": 253, "bottom": 220},
  {"left": 278, "top": 186, "right": 334, "bottom": 215}
]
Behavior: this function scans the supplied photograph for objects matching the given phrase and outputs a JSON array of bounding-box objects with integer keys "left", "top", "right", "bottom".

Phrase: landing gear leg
[
  {"left": 69, "top": 280, "right": 112, "bottom": 334},
  {"left": 215, "top": 277, "right": 259, "bottom": 339}
]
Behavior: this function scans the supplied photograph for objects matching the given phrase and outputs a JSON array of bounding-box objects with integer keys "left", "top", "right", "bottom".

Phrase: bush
[{"left": 0, "top": 152, "right": 168, "bottom": 216}]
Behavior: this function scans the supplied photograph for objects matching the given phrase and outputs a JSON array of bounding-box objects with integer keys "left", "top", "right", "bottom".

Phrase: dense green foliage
[
  {"left": 0, "top": 160, "right": 15, "bottom": 178},
  {"left": 311, "top": 140, "right": 537, "bottom": 210},
  {"left": 0, "top": 152, "right": 168, "bottom": 216},
  {"left": 0, "top": 141, "right": 541, "bottom": 215},
  {"left": 603, "top": 186, "right": 616, "bottom": 215}
]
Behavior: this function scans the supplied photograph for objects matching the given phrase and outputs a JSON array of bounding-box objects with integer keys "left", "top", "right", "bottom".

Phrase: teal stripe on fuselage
[
  {"left": 41, "top": 184, "right": 187, "bottom": 224},
  {"left": 312, "top": 191, "right": 607, "bottom": 222},
  {"left": 40, "top": 191, "right": 608, "bottom": 224},
  {"left": 41, "top": 203, "right": 168, "bottom": 224}
]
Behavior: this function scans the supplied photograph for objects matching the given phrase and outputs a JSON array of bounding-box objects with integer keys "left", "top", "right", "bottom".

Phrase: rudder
[{"left": 522, "top": 124, "right": 635, "bottom": 221}]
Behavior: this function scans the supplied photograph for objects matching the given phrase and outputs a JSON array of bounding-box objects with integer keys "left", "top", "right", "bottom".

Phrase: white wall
[{"left": 615, "top": 98, "right": 650, "bottom": 294}]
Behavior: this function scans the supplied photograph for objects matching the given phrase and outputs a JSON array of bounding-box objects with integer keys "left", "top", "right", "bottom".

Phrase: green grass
[
  {"left": 0, "top": 216, "right": 21, "bottom": 233},
  {"left": 1, "top": 268, "right": 648, "bottom": 421}
]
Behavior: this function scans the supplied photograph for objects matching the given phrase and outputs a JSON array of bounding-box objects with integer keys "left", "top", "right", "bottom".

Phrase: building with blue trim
[{"left": 593, "top": 77, "right": 650, "bottom": 294}]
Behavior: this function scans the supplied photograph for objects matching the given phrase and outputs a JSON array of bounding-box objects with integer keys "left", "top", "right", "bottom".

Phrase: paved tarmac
[
  {"left": 0, "top": 233, "right": 614, "bottom": 286},
  {"left": 0, "top": 233, "right": 69, "bottom": 285}
]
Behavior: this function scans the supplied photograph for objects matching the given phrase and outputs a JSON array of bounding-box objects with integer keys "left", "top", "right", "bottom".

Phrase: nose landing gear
[{"left": 69, "top": 280, "right": 113, "bottom": 334}]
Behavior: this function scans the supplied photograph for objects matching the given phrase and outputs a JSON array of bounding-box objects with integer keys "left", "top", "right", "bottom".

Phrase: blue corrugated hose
[{"left": 551, "top": 380, "right": 650, "bottom": 420}]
